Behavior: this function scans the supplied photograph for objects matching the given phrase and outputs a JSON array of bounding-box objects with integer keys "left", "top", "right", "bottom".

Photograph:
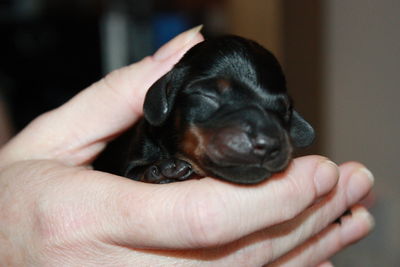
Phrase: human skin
[{"left": 0, "top": 27, "right": 374, "bottom": 266}]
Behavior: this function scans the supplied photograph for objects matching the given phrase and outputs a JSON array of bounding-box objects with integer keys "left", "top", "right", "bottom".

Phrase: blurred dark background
[
  {"left": 0, "top": 0, "right": 226, "bottom": 130},
  {"left": 0, "top": 0, "right": 399, "bottom": 266}
]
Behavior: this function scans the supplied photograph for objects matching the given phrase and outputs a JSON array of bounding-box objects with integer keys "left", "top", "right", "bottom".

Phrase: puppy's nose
[{"left": 252, "top": 135, "right": 281, "bottom": 159}]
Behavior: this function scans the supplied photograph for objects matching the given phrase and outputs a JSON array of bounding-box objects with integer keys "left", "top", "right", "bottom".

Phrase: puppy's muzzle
[{"left": 203, "top": 107, "right": 292, "bottom": 171}]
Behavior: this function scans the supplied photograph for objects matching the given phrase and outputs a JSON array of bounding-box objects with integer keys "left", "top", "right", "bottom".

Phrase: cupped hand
[{"left": 0, "top": 27, "right": 374, "bottom": 267}]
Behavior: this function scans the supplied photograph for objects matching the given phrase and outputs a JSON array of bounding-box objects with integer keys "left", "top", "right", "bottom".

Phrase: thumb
[{"left": 0, "top": 26, "right": 204, "bottom": 168}]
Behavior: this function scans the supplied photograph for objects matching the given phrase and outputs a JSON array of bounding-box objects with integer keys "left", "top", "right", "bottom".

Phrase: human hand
[{"left": 0, "top": 27, "right": 374, "bottom": 266}]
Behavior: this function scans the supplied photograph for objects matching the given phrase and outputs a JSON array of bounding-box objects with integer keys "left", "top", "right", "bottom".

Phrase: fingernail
[
  {"left": 340, "top": 205, "right": 375, "bottom": 244},
  {"left": 360, "top": 167, "right": 375, "bottom": 185},
  {"left": 352, "top": 205, "right": 375, "bottom": 229},
  {"left": 153, "top": 25, "right": 203, "bottom": 61},
  {"left": 347, "top": 168, "right": 374, "bottom": 204},
  {"left": 314, "top": 160, "right": 339, "bottom": 196}
]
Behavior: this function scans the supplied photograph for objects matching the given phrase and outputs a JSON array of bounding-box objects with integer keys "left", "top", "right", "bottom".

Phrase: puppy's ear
[
  {"left": 289, "top": 110, "right": 315, "bottom": 148},
  {"left": 143, "top": 71, "right": 179, "bottom": 126}
]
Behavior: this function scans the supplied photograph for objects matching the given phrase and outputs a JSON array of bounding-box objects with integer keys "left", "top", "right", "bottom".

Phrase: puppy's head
[{"left": 143, "top": 36, "right": 315, "bottom": 184}]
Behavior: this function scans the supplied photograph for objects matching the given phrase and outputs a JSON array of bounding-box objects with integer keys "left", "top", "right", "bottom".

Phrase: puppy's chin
[
  {"left": 262, "top": 144, "right": 293, "bottom": 173},
  {"left": 201, "top": 146, "right": 292, "bottom": 184},
  {"left": 204, "top": 161, "right": 292, "bottom": 184},
  {"left": 204, "top": 164, "right": 272, "bottom": 184}
]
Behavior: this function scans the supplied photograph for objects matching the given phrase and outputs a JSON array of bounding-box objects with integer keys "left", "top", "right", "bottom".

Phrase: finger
[
  {"left": 269, "top": 205, "right": 374, "bottom": 267},
  {"left": 31, "top": 156, "right": 336, "bottom": 249},
  {"left": 93, "top": 155, "right": 339, "bottom": 249},
  {"left": 242, "top": 161, "right": 374, "bottom": 264},
  {"left": 0, "top": 26, "right": 204, "bottom": 167}
]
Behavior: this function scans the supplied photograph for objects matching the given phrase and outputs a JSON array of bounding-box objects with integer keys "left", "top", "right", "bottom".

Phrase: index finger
[{"left": 94, "top": 155, "right": 339, "bottom": 249}]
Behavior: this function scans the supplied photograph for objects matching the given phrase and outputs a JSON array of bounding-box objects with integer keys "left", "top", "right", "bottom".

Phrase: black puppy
[{"left": 124, "top": 35, "right": 315, "bottom": 184}]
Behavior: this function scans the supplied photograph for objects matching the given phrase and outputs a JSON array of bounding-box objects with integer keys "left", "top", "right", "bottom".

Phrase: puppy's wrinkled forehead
[
  {"left": 196, "top": 77, "right": 292, "bottom": 117},
  {"left": 176, "top": 35, "right": 287, "bottom": 95}
]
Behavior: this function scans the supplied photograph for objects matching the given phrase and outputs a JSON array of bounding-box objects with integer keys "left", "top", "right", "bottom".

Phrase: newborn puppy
[{"left": 125, "top": 35, "right": 315, "bottom": 184}]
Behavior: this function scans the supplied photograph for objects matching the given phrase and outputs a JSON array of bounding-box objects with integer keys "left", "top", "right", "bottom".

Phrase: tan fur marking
[
  {"left": 179, "top": 125, "right": 211, "bottom": 176},
  {"left": 217, "top": 78, "right": 231, "bottom": 93}
]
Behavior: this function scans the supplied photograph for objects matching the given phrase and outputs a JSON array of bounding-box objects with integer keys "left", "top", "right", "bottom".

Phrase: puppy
[{"left": 124, "top": 35, "right": 315, "bottom": 184}]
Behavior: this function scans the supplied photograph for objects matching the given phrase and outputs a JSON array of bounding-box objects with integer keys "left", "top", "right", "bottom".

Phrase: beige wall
[
  {"left": 322, "top": 0, "right": 400, "bottom": 265},
  {"left": 226, "top": 0, "right": 284, "bottom": 62}
]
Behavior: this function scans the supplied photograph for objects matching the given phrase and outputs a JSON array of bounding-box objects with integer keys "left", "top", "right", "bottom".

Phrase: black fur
[{"left": 124, "top": 35, "right": 315, "bottom": 184}]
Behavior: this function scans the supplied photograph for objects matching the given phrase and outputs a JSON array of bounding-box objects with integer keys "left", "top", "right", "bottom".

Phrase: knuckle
[
  {"left": 33, "top": 197, "right": 69, "bottom": 246},
  {"left": 31, "top": 168, "right": 88, "bottom": 248},
  {"left": 181, "top": 187, "right": 229, "bottom": 247},
  {"left": 275, "top": 176, "right": 308, "bottom": 221}
]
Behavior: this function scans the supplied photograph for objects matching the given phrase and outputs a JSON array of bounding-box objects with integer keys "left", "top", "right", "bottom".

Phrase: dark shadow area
[
  {"left": 0, "top": 2, "right": 102, "bottom": 130},
  {"left": 282, "top": 0, "right": 323, "bottom": 156}
]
